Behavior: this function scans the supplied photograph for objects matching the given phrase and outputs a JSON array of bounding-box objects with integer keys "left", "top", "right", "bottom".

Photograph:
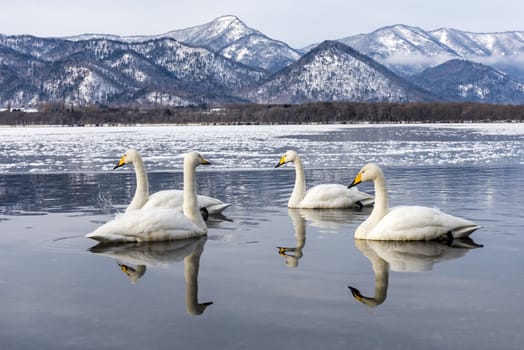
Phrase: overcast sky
[{"left": 1, "top": 0, "right": 523, "bottom": 48}]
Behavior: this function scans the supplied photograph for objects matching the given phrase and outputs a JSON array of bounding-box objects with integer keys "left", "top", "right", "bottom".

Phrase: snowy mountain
[
  {"left": 65, "top": 15, "right": 301, "bottom": 73},
  {"left": 0, "top": 35, "right": 266, "bottom": 106},
  {"left": 2, "top": 16, "right": 524, "bottom": 108},
  {"left": 244, "top": 41, "right": 435, "bottom": 104},
  {"left": 334, "top": 25, "right": 524, "bottom": 79},
  {"left": 413, "top": 59, "right": 524, "bottom": 104}
]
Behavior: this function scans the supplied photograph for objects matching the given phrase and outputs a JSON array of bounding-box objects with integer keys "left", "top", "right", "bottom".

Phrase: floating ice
[{"left": 0, "top": 123, "right": 523, "bottom": 173}]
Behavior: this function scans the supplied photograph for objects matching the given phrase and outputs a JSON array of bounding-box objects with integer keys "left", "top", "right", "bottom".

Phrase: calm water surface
[{"left": 0, "top": 124, "right": 523, "bottom": 350}]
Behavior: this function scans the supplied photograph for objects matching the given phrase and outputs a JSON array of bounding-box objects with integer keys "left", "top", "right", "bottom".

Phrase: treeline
[{"left": 1, "top": 102, "right": 524, "bottom": 126}]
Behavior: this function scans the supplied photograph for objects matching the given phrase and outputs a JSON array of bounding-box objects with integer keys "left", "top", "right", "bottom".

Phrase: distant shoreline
[{"left": 1, "top": 102, "right": 523, "bottom": 126}]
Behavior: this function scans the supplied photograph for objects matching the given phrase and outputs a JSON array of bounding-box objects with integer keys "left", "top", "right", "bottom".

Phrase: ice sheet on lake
[{"left": 0, "top": 123, "right": 523, "bottom": 173}]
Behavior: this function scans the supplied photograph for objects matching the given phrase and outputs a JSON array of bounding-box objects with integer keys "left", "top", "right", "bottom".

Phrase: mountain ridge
[{"left": 1, "top": 16, "right": 524, "bottom": 108}]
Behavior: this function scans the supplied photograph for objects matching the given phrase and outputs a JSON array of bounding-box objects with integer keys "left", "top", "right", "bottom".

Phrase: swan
[
  {"left": 275, "top": 150, "right": 374, "bottom": 209},
  {"left": 86, "top": 152, "right": 210, "bottom": 242},
  {"left": 348, "top": 163, "right": 480, "bottom": 241},
  {"left": 114, "top": 148, "right": 230, "bottom": 215}
]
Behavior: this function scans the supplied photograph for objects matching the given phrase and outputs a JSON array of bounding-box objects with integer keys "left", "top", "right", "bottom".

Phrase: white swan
[
  {"left": 348, "top": 163, "right": 480, "bottom": 240},
  {"left": 275, "top": 150, "right": 374, "bottom": 209},
  {"left": 114, "top": 148, "right": 230, "bottom": 215},
  {"left": 86, "top": 152, "right": 210, "bottom": 242}
]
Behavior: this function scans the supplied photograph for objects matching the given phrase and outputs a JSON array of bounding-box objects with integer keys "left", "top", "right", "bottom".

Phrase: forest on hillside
[{"left": 0, "top": 102, "right": 523, "bottom": 126}]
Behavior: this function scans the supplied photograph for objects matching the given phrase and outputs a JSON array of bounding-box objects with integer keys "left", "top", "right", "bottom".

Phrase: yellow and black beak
[
  {"left": 275, "top": 155, "right": 287, "bottom": 168},
  {"left": 348, "top": 172, "right": 362, "bottom": 189},
  {"left": 201, "top": 156, "right": 211, "bottom": 165},
  {"left": 113, "top": 155, "right": 126, "bottom": 169},
  {"left": 348, "top": 286, "right": 364, "bottom": 302}
]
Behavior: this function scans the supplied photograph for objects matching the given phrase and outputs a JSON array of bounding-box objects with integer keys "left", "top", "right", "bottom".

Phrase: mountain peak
[
  {"left": 246, "top": 40, "right": 434, "bottom": 104},
  {"left": 164, "top": 15, "right": 256, "bottom": 52},
  {"left": 210, "top": 15, "right": 243, "bottom": 26}
]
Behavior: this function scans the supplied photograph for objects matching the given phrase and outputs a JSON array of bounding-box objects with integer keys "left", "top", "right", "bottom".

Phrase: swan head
[
  {"left": 114, "top": 148, "right": 141, "bottom": 169},
  {"left": 275, "top": 150, "right": 298, "bottom": 168},
  {"left": 118, "top": 263, "right": 147, "bottom": 284},
  {"left": 348, "top": 285, "right": 383, "bottom": 308},
  {"left": 348, "top": 163, "right": 383, "bottom": 188},
  {"left": 185, "top": 151, "right": 211, "bottom": 168}
]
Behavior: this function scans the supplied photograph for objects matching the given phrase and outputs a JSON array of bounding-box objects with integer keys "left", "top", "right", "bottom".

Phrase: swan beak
[
  {"left": 201, "top": 157, "right": 211, "bottom": 165},
  {"left": 348, "top": 172, "right": 362, "bottom": 188},
  {"left": 119, "top": 263, "right": 134, "bottom": 275},
  {"left": 275, "top": 155, "right": 286, "bottom": 168},
  {"left": 113, "top": 155, "right": 126, "bottom": 169},
  {"left": 348, "top": 286, "right": 364, "bottom": 302}
]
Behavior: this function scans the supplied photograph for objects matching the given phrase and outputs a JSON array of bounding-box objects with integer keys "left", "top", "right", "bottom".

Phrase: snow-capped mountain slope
[
  {"left": 164, "top": 15, "right": 257, "bottom": 51},
  {"left": 336, "top": 25, "right": 457, "bottom": 75},
  {"left": 332, "top": 25, "right": 524, "bottom": 78},
  {"left": 0, "top": 34, "right": 266, "bottom": 107},
  {"left": 64, "top": 15, "right": 300, "bottom": 73},
  {"left": 166, "top": 15, "right": 301, "bottom": 72},
  {"left": 2, "top": 16, "right": 524, "bottom": 108},
  {"left": 341, "top": 25, "right": 455, "bottom": 59},
  {"left": 245, "top": 41, "right": 435, "bottom": 104},
  {"left": 218, "top": 33, "right": 301, "bottom": 72},
  {"left": 413, "top": 59, "right": 524, "bottom": 104},
  {"left": 430, "top": 28, "right": 524, "bottom": 56}
]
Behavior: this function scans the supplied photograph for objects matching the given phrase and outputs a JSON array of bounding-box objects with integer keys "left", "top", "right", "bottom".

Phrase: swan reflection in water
[
  {"left": 277, "top": 208, "right": 364, "bottom": 267},
  {"left": 277, "top": 209, "right": 306, "bottom": 268},
  {"left": 348, "top": 238, "right": 483, "bottom": 308},
  {"left": 89, "top": 236, "right": 212, "bottom": 315}
]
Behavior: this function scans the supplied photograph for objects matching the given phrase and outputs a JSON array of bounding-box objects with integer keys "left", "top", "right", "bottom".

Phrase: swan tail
[
  {"left": 357, "top": 197, "right": 375, "bottom": 207},
  {"left": 85, "top": 231, "right": 138, "bottom": 242},
  {"left": 451, "top": 224, "right": 481, "bottom": 238},
  {"left": 206, "top": 202, "right": 231, "bottom": 215}
]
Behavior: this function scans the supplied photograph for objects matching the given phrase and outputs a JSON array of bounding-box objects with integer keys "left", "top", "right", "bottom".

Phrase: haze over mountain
[
  {"left": 413, "top": 59, "right": 524, "bottom": 104},
  {"left": 1, "top": 15, "right": 523, "bottom": 108}
]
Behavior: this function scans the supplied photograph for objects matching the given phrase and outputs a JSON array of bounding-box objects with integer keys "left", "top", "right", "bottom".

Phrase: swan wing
[
  {"left": 143, "top": 190, "right": 230, "bottom": 214},
  {"left": 143, "top": 190, "right": 184, "bottom": 209},
  {"left": 301, "top": 184, "right": 373, "bottom": 209},
  {"left": 86, "top": 208, "right": 205, "bottom": 242},
  {"left": 367, "top": 206, "right": 480, "bottom": 241}
]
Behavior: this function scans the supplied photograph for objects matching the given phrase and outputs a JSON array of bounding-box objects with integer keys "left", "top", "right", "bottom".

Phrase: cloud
[{"left": 383, "top": 52, "right": 456, "bottom": 67}]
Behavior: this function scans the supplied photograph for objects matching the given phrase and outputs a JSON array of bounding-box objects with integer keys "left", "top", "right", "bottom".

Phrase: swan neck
[
  {"left": 128, "top": 155, "right": 149, "bottom": 211},
  {"left": 183, "top": 160, "right": 206, "bottom": 230},
  {"left": 289, "top": 156, "right": 307, "bottom": 207},
  {"left": 370, "top": 173, "right": 389, "bottom": 221},
  {"left": 356, "top": 171, "right": 389, "bottom": 238}
]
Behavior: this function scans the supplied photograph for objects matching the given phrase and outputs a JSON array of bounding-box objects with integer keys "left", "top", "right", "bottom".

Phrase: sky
[{"left": 1, "top": 0, "right": 523, "bottom": 48}]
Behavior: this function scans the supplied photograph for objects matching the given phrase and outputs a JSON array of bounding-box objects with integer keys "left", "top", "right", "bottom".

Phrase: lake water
[{"left": 0, "top": 123, "right": 523, "bottom": 350}]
